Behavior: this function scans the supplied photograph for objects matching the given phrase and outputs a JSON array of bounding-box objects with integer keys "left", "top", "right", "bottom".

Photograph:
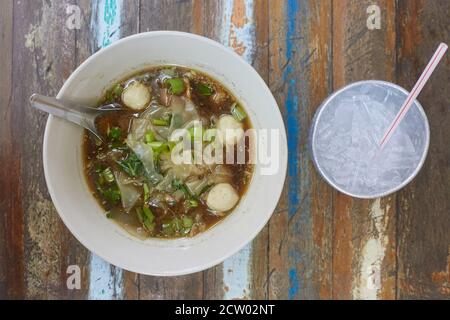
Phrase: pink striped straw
[{"left": 379, "top": 42, "right": 448, "bottom": 148}]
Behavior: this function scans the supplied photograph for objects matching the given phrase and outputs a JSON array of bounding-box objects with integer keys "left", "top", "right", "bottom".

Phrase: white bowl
[{"left": 43, "top": 31, "right": 287, "bottom": 276}]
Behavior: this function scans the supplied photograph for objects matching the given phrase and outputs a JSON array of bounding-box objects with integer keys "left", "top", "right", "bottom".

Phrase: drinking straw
[{"left": 379, "top": 42, "right": 448, "bottom": 148}]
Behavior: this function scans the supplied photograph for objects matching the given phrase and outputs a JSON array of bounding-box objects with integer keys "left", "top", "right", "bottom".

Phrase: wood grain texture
[
  {"left": 248, "top": 0, "right": 270, "bottom": 300},
  {"left": 10, "top": 0, "right": 89, "bottom": 299},
  {"left": 267, "top": 0, "right": 289, "bottom": 300},
  {"left": 396, "top": 0, "right": 450, "bottom": 299},
  {"left": 332, "top": 0, "right": 397, "bottom": 300},
  {"left": 267, "top": 0, "right": 334, "bottom": 300},
  {"left": 0, "top": 0, "right": 24, "bottom": 300},
  {"left": 79, "top": 0, "right": 141, "bottom": 301}
]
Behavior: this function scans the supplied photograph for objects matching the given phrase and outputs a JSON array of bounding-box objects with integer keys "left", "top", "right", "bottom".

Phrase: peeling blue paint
[
  {"left": 90, "top": 0, "right": 122, "bottom": 51},
  {"left": 88, "top": 254, "right": 123, "bottom": 300},
  {"left": 285, "top": 0, "right": 300, "bottom": 220},
  {"left": 285, "top": 0, "right": 301, "bottom": 300},
  {"left": 88, "top": 0, "right": 124, "bottom": 300},
  {"left": 288, "top": 268, "right": 299, "bottom": 299},
  {"left": 221, "top": 0, "right": 255, "bottom": 300}
]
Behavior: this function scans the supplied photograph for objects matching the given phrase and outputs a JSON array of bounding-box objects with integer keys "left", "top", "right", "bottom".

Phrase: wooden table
[{"left": 1, "top": 0, "right": 449, "bottom": 300}]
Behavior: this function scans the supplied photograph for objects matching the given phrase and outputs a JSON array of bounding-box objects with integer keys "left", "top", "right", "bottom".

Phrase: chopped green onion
[
  {"left": 143, "top": 220, "right": 155, "bottom": 232},
  {"left": 171, "top": 218, "right": 182, "bottom": 232},
  {"left": 98, "top": 184, "right": 121, "bottom": 204},
  {"left": 162, "top": 222, "right": 174, "bottom": 236},
  {"left": 186, "top": 199, "right": 198, "bottom": 209},
  {"left": 152, "top": 118, "right": 170, "bottom": 126},
  {"left": 145, "top": 130, "right": 155, "bottom": 143},
  {"left": 167, "top": 141, "right": 177, "bottom": 151},
  {"left": 148, "top": 141, "right": 164, "bottom": 150},
  {"left": 172, "top": 179, "right": 194, "bottom": 198},
  {"left": 101, "top": 167, "right": 115, "bottom": 183},
  {"left": 142, "top": 206, "right": 154, "bottom": 223},
  {"left": 231, "top": 103, "right": 247, "bottom": 122},
  {"left": 197, "top": 83, "right": 214, "bottom": 96},
  {"left": 105, "top": 90, "right": 114, "bottom": 102},
  {"left": 171, "top": 179, "right": 183, "bottom": 189},
  {"left": 166, "top": 78, "right": 185, "bottom": 95},
  {"left": 136, "top": 207, "right": 145, "bottom": 223},
  {"left": 182, "top": 216, "right": 194, "bottom": 228},
  {"left": 188, "top": 127, "right": 203, "bottom": 141},
  {"left": 147, "top": 141, "right": 170, "bottom": 157},
  {"left": 161, "top": 143, "right": 171, "bottom": 154},
  {"left": 113, "top": 84, "right": 123, "bottom": 96},
  {"left": 108, "top": 126, "right": 122, "bottom": 140},
  {"left": 143, "top": 183, "right": 150, "bottom": 201},
  {"left": 137, "top": 206, "right": 155, "bottom": 232}
]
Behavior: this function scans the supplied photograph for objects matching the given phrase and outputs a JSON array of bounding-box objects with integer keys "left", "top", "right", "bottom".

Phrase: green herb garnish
[
  {"left": 186, "top": 199, "right": 198, "bottom": 209},
  {"left": 136, "top": 206, "right": 155, "bottom": 232},
  {"left": 142, "top": 206, "right": 154, "bottom": 223},
  {"left": 197, "top": 83, "right": 213, "bottom": 96},
  {"left": 104, "top": 84, "right": 123, "bottom": 103},
  {"left": 152, "top": 118, "right": 170, "bottom": 126},
  {"left": 182, "top": 216, "right": 194, "bottom": 228},
  {"left": 166, "top": 78, "right": 185, "bottom": 95},
  {"left": 101, "top": 167, "right": 115, "bottom": 183},
  {"left": 143, "top": 183, "right": 150, "bottom": 201},
  {"left": 113, "top": 84, "right": 123, "bottom": 96},
  {"left": 116, "top": 152, "right": 144, "bottom": 177},
  {"left": 188, "top": 127, "right": 203, "bottom": 141},
  {"left": 162, "top": 222, "right": 174, "bottom": 236},
  {"left": 145, "top": 130, "right": 155, "bottom": 143},
  {"left": 98, "top": 184, "right": 121, "bottom": 204},
  {"left": 108, "top": 126, "right": 122, "bottom": 141},
  {"left": 231, "top": 103, "right": 247, "bottom": 122}
]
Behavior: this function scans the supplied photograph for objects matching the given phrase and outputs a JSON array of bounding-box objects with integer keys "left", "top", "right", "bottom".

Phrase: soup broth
[{"left": 83, "top": 66, "right": 253, "bottom": 239}]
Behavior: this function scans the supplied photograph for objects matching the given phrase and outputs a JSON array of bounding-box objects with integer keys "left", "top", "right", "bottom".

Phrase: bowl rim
[
  {"left": 309, "top": 80, "right": 430, "bottom": 199},
  {"left": 43, "top": 31, "right": 288, "bottom": 275}
]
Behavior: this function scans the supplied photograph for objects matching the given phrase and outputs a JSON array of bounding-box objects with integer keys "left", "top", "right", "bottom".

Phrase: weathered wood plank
[
  {"left": 396, "top": 0, "right": 450, "bottom": 299},
  {"left": 267, "top": 0, "right": 333, "bottom": 300},
  {"left": 331, "top": 0, "right": 397, "bottom": 300},
  {"left": 138, "top": 0, "right": 205, "bottom": 300},
  {"left": 267, "top": 0, "right": 289, "bottom": 299},
  {"left": 203, "top": 0, "right": 249, "bottom": 300},
  {"left": 304, "top": 0, "right": 334, "bottom": 300},
  {"left": 248, "top": 0, "right": 270, "bottom": 300},
  {"left": 0, "top": 0, "right": 25, "bottom": 300},
  {"left": 76, "top": 0, "right": 140, "bottom": 300},
  {"left": 201, "top": 0, "right": 270, "bottom": 300},
  {"left": 10, "top": 0, "right": 91, "bottom": 299}
]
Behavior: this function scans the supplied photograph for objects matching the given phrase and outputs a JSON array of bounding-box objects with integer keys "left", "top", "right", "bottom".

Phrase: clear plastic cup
[{"left": 309, "top": 80, "right": 430, "bottom": 199}]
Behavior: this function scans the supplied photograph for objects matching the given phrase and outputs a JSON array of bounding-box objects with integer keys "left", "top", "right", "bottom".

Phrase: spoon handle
[{"left": 29, "top": 94, "right": 99, "bottom": 137}]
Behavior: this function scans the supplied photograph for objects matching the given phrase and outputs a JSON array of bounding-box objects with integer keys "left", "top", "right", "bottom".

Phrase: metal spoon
[{"left": 29, "top": 94, "right": 123, "bottom": 141}]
